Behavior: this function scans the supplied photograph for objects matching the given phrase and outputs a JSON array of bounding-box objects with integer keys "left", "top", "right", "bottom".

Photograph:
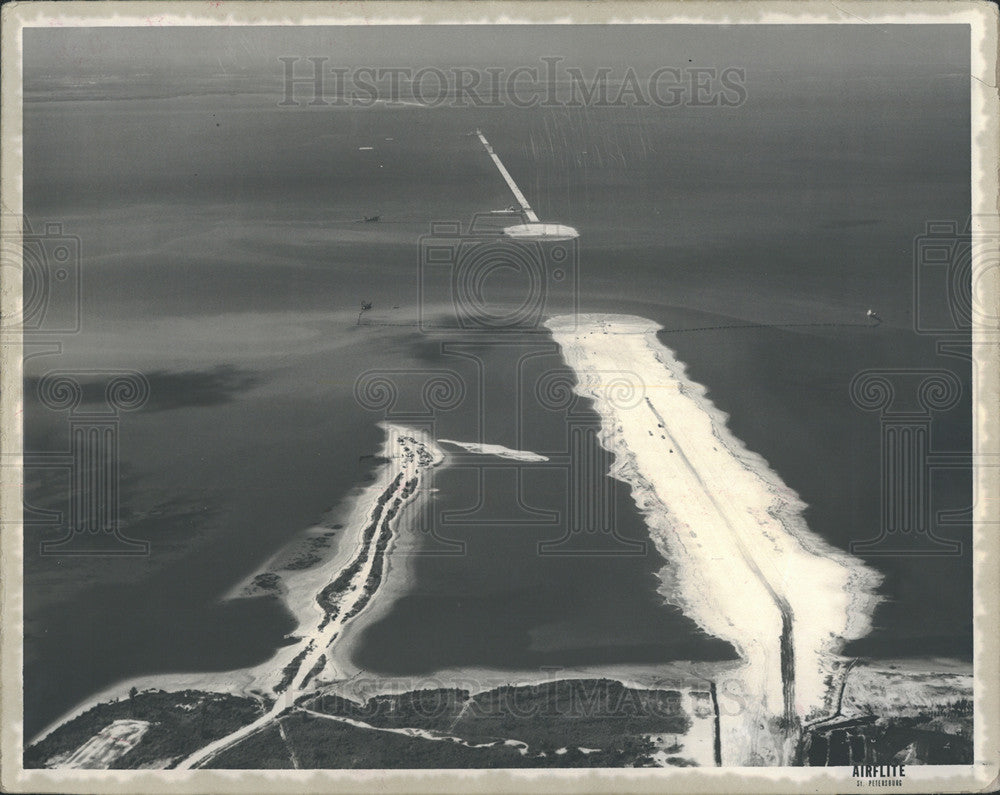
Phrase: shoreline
[
  {"left": 28, "top": 422, "right": 446, "bottom": 748},
  {"left": 324, "top": 438, "right": 555, "bottom": 680},
  {"left": 174, "top": 423, "right": 447, "bottom": 769},
  {"left": 545, "top": 313, "right": 884, "bottom": 764},
  {"left": 27, "top": 317, "right": 946, "bottom": 764},
  {"left": 27, "top": 656, "right": 972, "bottom": 768}
]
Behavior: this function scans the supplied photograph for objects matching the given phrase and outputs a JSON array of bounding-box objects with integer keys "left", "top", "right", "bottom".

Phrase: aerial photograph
[{"left": 3, "top": 9, "right": 992, "bottom": 791}]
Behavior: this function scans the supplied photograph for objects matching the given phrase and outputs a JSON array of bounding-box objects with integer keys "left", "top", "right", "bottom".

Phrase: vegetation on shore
[
  {"left": 274, "top": 645, "right": 313, "bottom": 694},
  {"left": 207, "top": 711, "right": 661, "bottom": 769},
  {"left": 316, "top": 472, "right": 404, "bottom": 625},
  {"left": 26, "top": 672, "right": 975, "bottom": 770},
  {"left": 202, "top": 723, "right": 294, "bottom": 769},
  {"left": 25, "top": 690, "right": 266, "bottom": 770},
  {"left": 802, "top": 702, "right": 974, "bottom": 766},
  {"left": 284, "top": 678, "right": 691, "bottom": 768}
]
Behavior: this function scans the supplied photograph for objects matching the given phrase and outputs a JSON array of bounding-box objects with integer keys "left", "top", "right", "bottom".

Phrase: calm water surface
[{"left": 22, "top": 26, "right": 971, "bottom": 737}]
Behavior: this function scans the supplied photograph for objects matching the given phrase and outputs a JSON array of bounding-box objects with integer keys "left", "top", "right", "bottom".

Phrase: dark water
[{"left": 22, "top": 25, "right": 971, "bottom": 737}]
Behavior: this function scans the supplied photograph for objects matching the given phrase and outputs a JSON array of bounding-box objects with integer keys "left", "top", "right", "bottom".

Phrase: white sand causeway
[
  {"left": 175, "top": 424, "right": 445, "bottom": 770},
  {"left": 546, "top": 314, "right": 881, "bottom": 765}
]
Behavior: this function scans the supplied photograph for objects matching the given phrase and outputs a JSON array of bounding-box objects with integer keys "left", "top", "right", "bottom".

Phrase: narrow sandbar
[
  {"left": 31, "top": 423, "right": 446, "bottom": 752},
  {"left": 438, "top": 439, "right": 549, "bottom": 462}
]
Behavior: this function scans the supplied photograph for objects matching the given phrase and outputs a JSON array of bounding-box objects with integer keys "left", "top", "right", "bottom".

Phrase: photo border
[{"left": 1, "top": 2, "right": 997, "bottom": 793}]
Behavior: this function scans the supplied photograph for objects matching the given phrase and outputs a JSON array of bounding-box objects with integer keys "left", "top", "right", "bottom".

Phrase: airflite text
[
  {"left": 853, "top": 765, "right": 906, "bottom": 787},
  {"left": 853, "top": 765, "right": 906, "bottom": 777}
]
